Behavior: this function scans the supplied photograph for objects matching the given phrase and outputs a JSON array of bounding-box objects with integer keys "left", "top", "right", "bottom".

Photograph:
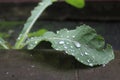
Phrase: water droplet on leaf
[
  {"left": 85, "top": 52, "right": 89, "bottom": 55},
  {"left": 64, "top": 46, "right": 67, "bottom": 49},
  {"left": 74, "top": 41, "right": 81, "bottom": 48},
  {"left": 89, "top": 63, "right": 93, "bottom": 66},
  {"left": 59, "top": 41, "right": 64, "bottom": 44},
  {"left": 57, "top": 31, "right": 59, "bottom": 34},
  {"left": 67, "top": 36, "right": 70, "bottom": 38},
  {"left": 35, "top": 41, "right": 38, "bottom": 44},
  {"left": 81, "top": 53, "right": 84, "bottom": 56},
  {"left": 102, "top": 64, "right": 106, "bottom": 67},
  {"left": 87, "top": 59, "right": 90, "bottom": 63},
  {"left": 72, "top": 36, "right": 75, "bottom": 38}
]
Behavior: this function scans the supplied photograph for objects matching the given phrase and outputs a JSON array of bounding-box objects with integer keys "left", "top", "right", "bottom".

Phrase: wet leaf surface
[{"left": 26, "top": 25, "right": 114, "bottom": 66}]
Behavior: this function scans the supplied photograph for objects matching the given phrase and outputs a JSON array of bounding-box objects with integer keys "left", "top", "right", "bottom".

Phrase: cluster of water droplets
[
  {"left": 54, "top": 31, "right": 97, "bottom": 67},
  {"left": 27, "top": 37, "right": 40, "bottom": 49}
]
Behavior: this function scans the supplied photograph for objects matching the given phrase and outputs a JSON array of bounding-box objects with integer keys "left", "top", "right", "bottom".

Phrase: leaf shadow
[{"left": 26, "top": 49, "right": 98, "bottom": 70}]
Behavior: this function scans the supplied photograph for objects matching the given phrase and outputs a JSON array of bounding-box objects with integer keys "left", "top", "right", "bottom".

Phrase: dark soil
[{"left": 0, "top": 50, "right": 120, "bottom": 80}]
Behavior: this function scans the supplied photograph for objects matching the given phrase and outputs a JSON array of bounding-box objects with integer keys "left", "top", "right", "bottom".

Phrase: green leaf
[
  {"left": 0, "top": 32, "right": 10, "bottom": 38},
  {"left": 0, "top": 37, "right": 9, "bottom": 49},
  {"left": 14, "top": 0, "right": 53, "bottom": 49},
  {"left": 65, "top": 0, "right": 85, "bottom": 8},
  {"left": 26, "top": 25, "right": 114, "bottom": 66},
  {"left": 28, "top": 29, "right": 47, "bottom": 38}
]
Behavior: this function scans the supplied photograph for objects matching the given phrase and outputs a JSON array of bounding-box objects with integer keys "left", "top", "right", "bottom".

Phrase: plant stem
[
  {"left": 0, "top": 38, "right": 9, "bottom": 49},
  {"left": 14, "top": 0, "right": 53, "bottom": 49}
]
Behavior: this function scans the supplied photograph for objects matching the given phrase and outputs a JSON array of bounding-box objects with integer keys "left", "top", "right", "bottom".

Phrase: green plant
[{"left": 0, "top": 0, "right": 114, "bottom": 67}]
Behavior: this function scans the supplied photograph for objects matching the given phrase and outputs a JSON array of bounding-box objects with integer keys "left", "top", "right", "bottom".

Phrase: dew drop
[
  {"left": 87, "top": 59, "right": 90, "bottom": 63},
  {"left": 6, "top": 72, "right": 9, "bottom": 75},
  {"left": 74, "top": 41, "right": 81, "bottom": 48},
  {"left": 40, "top": 3, "right": 44, "bottom": 5},
  {"left": 57, "top": 31, "right": 59, "bottom": 34},
  {"left": 65, "top": 51, "right": 68, "bottom": 53},
  {"left": 31, "top": 37, "right": 34, "bottom": 40},
  {"left": 70, "top": 46, "right": 73, "bottom": 48},
  {"left": 67, "top": 36, "right": 70, "bottom": 38},
  {"left": 81, "top": 53, "right": 84, "bottom": 56},
  {"left": 89, "top": 63, "right": 93, "bottom": 66},
  {"left": 59, "top": 41, "right": 64, "bottom": 44},
  {"left": 55, "top": 48, "right": 60, "bottom": 50},
  {"left": 67, "top": 31, "right": 69, "bottom": 33},
  {"left": 81, "top": 60, "right": 83, "bottom": 63},
  {"left": 31, "top": 65, "right": 35, "bottom": 68},
  {"left": 66, "top": 42, "right": 69, "bottom": 44},
  {"left": 64, "top": 46, "right": 67, "bottom": 49},
  {"left": 85, "top": 52, "right": 89, "bottom": 55},
  {"left": 71, "top": 53, "right": 74, "bottom": 55},
  {"left": 72, "top": 36, "right": 75, "bottom": 38},
  {"left": 77, "top": 58, "right": 80, "bottom": 60},
  {"left": 35, "top": 41, "right": 38, "bottom": 44},
  {"left": 102, "top": 64, "right": 106, "bottom": 67}
]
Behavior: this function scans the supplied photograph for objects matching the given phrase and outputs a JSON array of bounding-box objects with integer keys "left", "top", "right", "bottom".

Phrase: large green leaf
[{"left": 26, "top": 25, "right": 114, "bottom": 66}]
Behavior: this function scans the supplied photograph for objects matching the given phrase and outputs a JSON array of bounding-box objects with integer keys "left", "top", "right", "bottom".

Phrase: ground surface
[{"left": 0, "top": 50, "right": 119, "bottom": 80}]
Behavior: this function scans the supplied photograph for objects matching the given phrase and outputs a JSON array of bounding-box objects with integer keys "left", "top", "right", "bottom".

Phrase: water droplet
[
  {"left": 65, "top": 51, "right": 68, "bottom": 53},
  {"left": 31, "top": 65, "right": 35, "bottom": 68},
  {"left": 70, "top": 49, "right": 75, "bottom": 52},
  {"left": 30, "top": 54, "right": 33, "bottom": 57},
  {"left": 35, "top": 41, "right": 38, "bottom": 44},
  {"left": 66, "top": 42, "right": 69, "bottom": 44},
  {"left": 72, "top": 36, "right": 75, "bottom": 38},
  {"left": 77, "top": 58, "right": 80, "bottom": 60},
  {"left": 70, "top": 46, "right": 73, "bottom": 48},
  {"left": 81, "top": 60, "right": 83, "bottom": 63},
  {"left": 74, "top": 41, "right": 81, "bottom": 48},
  {"left": 59, "top": 41, "right": 64, "bottom": 44},
  {"left": 80, "top": 53, "right": 84, "bottom": 56},
  {"left": 67, "top": 31, "right": 69, "bottom": 33},
  {"left": 64, "top": 46, "right": 67, "bottom": 49},
  {"left": 56, "top": 48, "right": 59, "bottom": 50},
  {"left": 6, "top": 72, "right": 9, "bottom": 75},
  {"left": 57, "top": 31, "right": 59, "bottom": 34},
  {"left": 67, "top": 36, "right": 70, "bottom": 38},
  {"left": 85, "top": 52, "right": 89, "bottom": 55},
  {"left": 89, "top": 63, "right": 93, "bottom": 66},
  {"left": 102, "top": 64, "right": 106, "bottom": 67},
  {"left": 87, "top": 59, "right": 90, "bottom": 63},
  {"left": 40, "top": 3, "right": 44, "bottom": 5},
  {"left": 71, "top": 53, "right": 74, "bottom": 55}
]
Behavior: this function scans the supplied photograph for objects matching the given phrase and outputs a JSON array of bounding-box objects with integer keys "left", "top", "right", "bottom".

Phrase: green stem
[
  {"left": 0, "top": 38, "right": 9, "bottom": 49},
  {"left": 14, "top": 0, "right": 53, "bottom": 49}
]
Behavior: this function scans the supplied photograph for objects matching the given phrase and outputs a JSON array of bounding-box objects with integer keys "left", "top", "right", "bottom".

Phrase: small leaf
[
  {"left": 26, "top": 25, "right": 114, "bottom": 67},
  {"left": 28, "top": 29, "right": 47, "bottom": 37},
  {"left": 65, "top": 0, "right": 85, "bottom": 8}
]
